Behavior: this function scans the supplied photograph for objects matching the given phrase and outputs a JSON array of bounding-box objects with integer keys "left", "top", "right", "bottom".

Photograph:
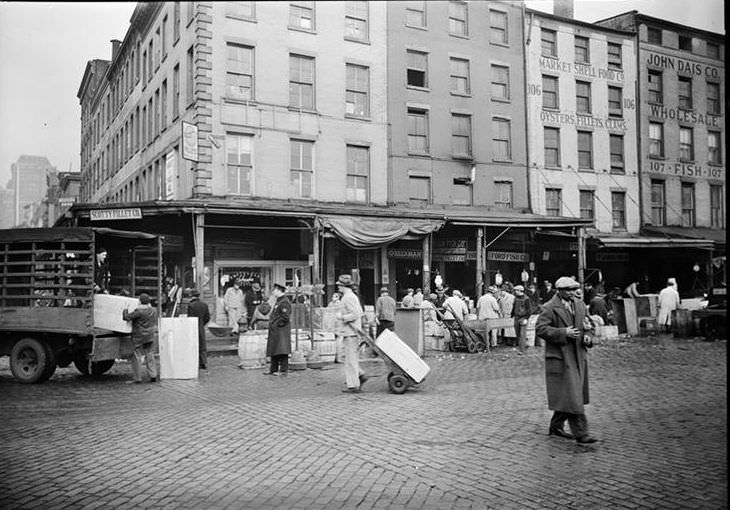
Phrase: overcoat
[
  {"left": 535, "top": 294, "right": 591, "bottom": 414},
  {"left": 267, "top": 295, "right": 292, "bottom": 357},
  {"left": 187, "top": 298, "right": 211, "bottom": 343}
]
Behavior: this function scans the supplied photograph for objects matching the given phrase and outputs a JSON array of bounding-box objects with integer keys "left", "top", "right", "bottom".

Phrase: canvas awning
[
  {"left": 591, "top": 233, "right": 714, "bottom": 250},
  {"left": 317, "top": 215, "right": 444, "bottom": 249}
]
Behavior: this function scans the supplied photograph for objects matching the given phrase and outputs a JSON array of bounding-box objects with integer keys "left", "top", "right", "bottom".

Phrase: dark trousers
[
  {"left": 270, "top": 354, "right": 289, "bottom": 374},
  {"left": 550, "top": 411, "right": 588, "bottom": 439},
  {"left": 376, "top": 320, "right": 394, "bottom": 337},
  {"left": 199, "top": 334, "right": 207, "bottom": 369}
]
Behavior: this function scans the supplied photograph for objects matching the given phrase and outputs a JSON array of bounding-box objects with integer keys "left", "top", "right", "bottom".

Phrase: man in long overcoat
[
  {"left": 265, "top": 283, "right": 291, "bottom": 376},
  {"left": 536, "top": 276, "right": 598, "bottom": 444},
  {"left": 187, "top": 289, "right": 210, "bottom": 370}
]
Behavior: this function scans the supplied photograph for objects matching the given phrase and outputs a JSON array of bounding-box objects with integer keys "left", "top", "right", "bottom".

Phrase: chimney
[
  {"left": 111, "top": 39, "right": 122, "bottom": 61},
  {"left": 554, "top": 0, "right": 574, "bottom": 19}
]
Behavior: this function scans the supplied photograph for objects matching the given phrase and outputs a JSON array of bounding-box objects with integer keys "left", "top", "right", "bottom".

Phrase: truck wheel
[
  {"left": 10, "top": 338, "right": 49, "bottom": 384},
  {"left": 74, "top": 355, "right": 115, "bottom": 376},
  {"left": 388, "top": 373, "right": 409, "bottom": 395},
  {"left": 90, "top": 359, "right": 115, "bottom": 375},
  {"left": 40, "top": 342, "right": 57, "bottom": 382}
]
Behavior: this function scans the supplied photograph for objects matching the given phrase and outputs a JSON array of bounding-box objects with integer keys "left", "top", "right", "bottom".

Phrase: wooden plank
[
  {"left": 0, "top": 307, "right": 93, "bottom": 335},
  {"left": 90, "top": 336, "right": 134, "bottom": 361}
]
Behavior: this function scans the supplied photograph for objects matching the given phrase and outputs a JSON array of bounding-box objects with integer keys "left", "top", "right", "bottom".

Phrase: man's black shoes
[{"left": 548, "top": 427, "right": 574, "bottom": 439}]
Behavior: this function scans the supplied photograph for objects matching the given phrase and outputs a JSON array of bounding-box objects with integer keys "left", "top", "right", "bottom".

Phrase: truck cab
[{"left": 0, "top": 227, "right": 163, "bottom": 383}]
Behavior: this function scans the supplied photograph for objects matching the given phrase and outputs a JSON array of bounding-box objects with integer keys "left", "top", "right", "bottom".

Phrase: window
[
  {"left": 681, "top": 183, "right": 695, "bottom": 226},
  {"left": 649, "top": 122, "right": 664, "bottom": 157},
  {"left": 679, "top": 127, "right": 694, "bottom": 161},
  {"left": 574, "top": 36, "right": 589, "bottom": 63},
  {"left": 154, "top": 88, "right": 160, "bottom": 136},
  {"left": 679, "top": 35, "right": 692, "bottom": 52},
  {"left": 491, "top": 65, "right": 510, "bottom": 100},
  {"left": 577, "top": 131, "right": 593, "bottom": 169},
  {"left": 707, "top": 82, "right": 720, "bottom": 114},
  {"left": 678, "top": 77, "right": 692, "bottom": 110},
  {"left": 290, "top": 1, "right": 314, "bottom": 31},
  {"left": 489, "top": 9, "right": 508, "bottom": 45},
  {"left": 227, "top": 2, "right": 255, "bottom": 19},
  {"left": 406, "top": 50, "right": 428, "bottom": 88},
  {"left": 134, "top": 106, "right": 140, "bottom": 151},
  {"left": 289, "top": 54, "right": 315, "bottom": 109},
  {"left": 226, "top": 43, "right": 254, "bottom": 101},
  {"left": 542, "top": 75, "right": 558, "bottom": 109},
  {"left": 173, "top": 64, "right": 180, "bottom": 118},
  {"left": 290, "top": 139, "right": 314, "bottom": 199},
  {"left": 346, "top": 145, "right": 369, "bottom": 203},
  {"left": 611, "top": 192, "right": 626, "bottom": 230},
  {"left": 579, "top": 190, "right": 595, "bottom": 220},
  {"left": 650, "top": 180, "right": 666, "bottom": 226},
  {"left": 186, "top": 46, "right": 194, "bottom": 105},
  {"left": 492, "top": 118, "right": 511, "bottom": 160},
  {"left": 494, "top": 181, "right": 513, "bottom": 208},
  {"left": 707, "top": 42, "right": 720, "bottom": 59},
  {"left": 452, "top": 182, "right": 472, "bottom": 205},
  {"left": 174, "top": 2, "right": 181, "bottom": 40},
  {"left": 576, "top": 81, "right": 591, "bottom": 114},
  {"left": 186, "top": 1, "right": 194, "bottom": 24},
  {"left": 610, "top": 134, "right": 624, "bottom": 173},
  {"left": 710, "top": 185, "right": 724, "bottom": 228},
  {"left": 345, "top": 1, "right": 368, "bottom": 41},
  {"left": 409, "top": 176, "right": 431, "bottom": 205},
  {"left": 647, "top": 27, "right": 662, "bottom": 44},
  {"left": 161, "top": 79, "right": 167, "bottom": 130},
  {"left": 451, "top": 114, "right": 471, "bottom": 156},
  {"left": 345, "top": 64, "right": 369, "bottom": 117},
  {"left": 545, "top": 188, "right": 562, "bottom": 216},
  {"left": 147, "top": 41, "right": 154, "bottom": 81},
  {"left": 541, "top": 29, "right": 557, "bottom": 57},
  {"left": 608, "top": 86, "right": 623, "bottom": 117},
  {"left": 607, "top": 42, "right": 622, "bottom": 70},
  {"left": 544, "top": 127, "right": 560, "bottom": 167},
  {"left": 648, "top": 71, "right": 663, "bottom": 104},
  {"left": 405, "top": 1, "right": 426, "bottom": 28},
  {"left": 142, "top": 49, "right": 148, "bottom": 84},
  {"left": 226, "top": 134, "right": 253, "bottom": 195},
  {"left": 449, "top": 58, "right": 470, "bottom": 95},
  {"left": 408, "top": 108, "right": 429, "bottom": 153},
  {"left": 708, "top": 131, "right": 721, "bottom": 164},
  {"left": 448, "top": 1, "right": 467, "bottom": 37},
  {"left": 141, "top": 105, "right": 147, "bottom": 147},
  {"left": 162, "top": 15, "right": 168, "bottom": 58},
  {"left": 154, "top": 29, "right": 160, "bottom": 68},
  {"left": 135, "top": 41, "right": 141, "bottom": 82}
]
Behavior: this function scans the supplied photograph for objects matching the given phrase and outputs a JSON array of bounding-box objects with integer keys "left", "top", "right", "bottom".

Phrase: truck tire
[
  {"left": 40, "top": 342, "right": 57, "bottom": 382},
  {"left": 10, "top": 337, "right": 50, "bottom": 384},
  {"left": 74, "top": 354, "right": 115, "bottom": 376}
]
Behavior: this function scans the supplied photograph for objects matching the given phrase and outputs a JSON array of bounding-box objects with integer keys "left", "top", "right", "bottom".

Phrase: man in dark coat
[
  {"left": 244, "top": 281, "right": 264, "bottom": 328},
  {"left": 536, "top": 276, "right": 598, "bottom": 444},
  {"left": 122, "top": 293, "right": 158, "bottom": 383},
  {"left": 94, "top": 247, "right": 111, "bottom": 293},
  {"left": 264, "top": 283, "right": 292, "bottom": 376},
  {"left": 512, "top": 285, "right": 531, "bottom": 352},
  {"left": 187, "top": 289, "right": 211, "bottom": 370}
]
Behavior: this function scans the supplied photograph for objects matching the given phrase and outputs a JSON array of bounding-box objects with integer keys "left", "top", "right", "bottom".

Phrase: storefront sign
[
  {"left": 488, "top": 251, "right": 529, "bottom": 263},
  {"left": 181, "top": 121, "right": 198, "bottom": 162},
  {"left": 539, "top": 110, "right": 628, "bottom": 131},
  {"left": 647, "top": 160, "right": 724, "bottom": 179},
  {"left": 539, "top": 57, "right": 625, "bottom": 82},
  {"left": 596, "top": 252, "right": 630, "bottom": 262},
  {"left": 647, "top": 104, "right": 722, "bottom": 128},
  {"left": 58, "top": 197, "right": 76, "bottom": 207},
  {"left": 165, "top": 151, "right": 176, "bottom": 200},
  {"left": 646, "top": 53, "right": 721, "bottom": 78},
  {"left": 387, "top": 248, "right": 421, "bottom": 259},
  {"left": 90, "top": 208, "right": 143, "bottom": 221}
]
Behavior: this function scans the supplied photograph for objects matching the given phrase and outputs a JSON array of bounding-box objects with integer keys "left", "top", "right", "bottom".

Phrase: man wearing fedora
[
  {"left": 335, "top": 275, "right": 368, "bottom": 393},
  {"left": 265, "top": 283, "right": 292, "bottom": 376},
  {"left": 187, "top": 289, "right": 211, "bottom": 370},
  {"left": 536, "top": 276, "right": 598, "bottom": 445}
]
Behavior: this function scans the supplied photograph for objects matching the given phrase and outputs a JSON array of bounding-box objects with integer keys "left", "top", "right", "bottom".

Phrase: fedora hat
[{"left": 336, "top": 274, "right": 354, "bottom": 288}]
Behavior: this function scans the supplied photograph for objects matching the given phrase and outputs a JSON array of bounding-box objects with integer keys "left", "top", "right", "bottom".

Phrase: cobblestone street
[{"left": 0, "top": 336, "right": 726, "bottom": 510}]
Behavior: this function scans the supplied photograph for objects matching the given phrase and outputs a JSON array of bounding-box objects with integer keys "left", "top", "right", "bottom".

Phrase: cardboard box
[{"left": 93, "top": 294, "right": 140, "bottom": 333}]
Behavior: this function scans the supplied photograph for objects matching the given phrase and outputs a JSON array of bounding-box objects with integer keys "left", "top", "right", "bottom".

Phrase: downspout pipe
[{"left": 523, "top": 4, "right": 533, "bottom": 213}]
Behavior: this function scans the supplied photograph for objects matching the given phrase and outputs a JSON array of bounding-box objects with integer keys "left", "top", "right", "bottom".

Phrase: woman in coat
[
  {"left": 536, "top": 277, "right": 598, "bottom": 444},
  {"left": 265, "top": 283, "right": 291, "bottom": 376}
]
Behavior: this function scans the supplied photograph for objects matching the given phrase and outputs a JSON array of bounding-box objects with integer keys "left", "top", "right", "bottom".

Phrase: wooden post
[
  {"left": 312, "top": 225, "right": 321, "bottom": 306},
  {"left": 422, "top": 233, "right": 432, "bottom": 295},
  {"left": 195, "top": 213, "right": 205, "bottom": 293},
  {"left": 577, "top": 226, "right": 586, "bottom": 287},
  {"left": 476, "top": 227, "right": 484, "bottom": 297}
]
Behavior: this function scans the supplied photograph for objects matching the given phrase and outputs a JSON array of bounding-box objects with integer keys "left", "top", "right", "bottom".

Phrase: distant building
[
  {"left": 9, "top": 155, "right": 57, "bottom": 227},
  {"left": 0, "top": 185, "right": 13, "bottom": 229},
  {"left": 45, "top": 172, "right": 81, "bottom": 226}
]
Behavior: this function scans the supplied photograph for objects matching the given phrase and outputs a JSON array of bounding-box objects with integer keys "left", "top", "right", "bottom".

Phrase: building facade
[
  {"left": 597, "top": 12, "right": 725, "bottom": 295},
  {"left": 8, "top": 155, "right": 57, "bottom": 228}
]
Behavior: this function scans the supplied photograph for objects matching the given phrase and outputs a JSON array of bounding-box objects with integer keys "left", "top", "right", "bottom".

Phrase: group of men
[{"left": 223, "top": 280, "right": 267, "bottom": 333}]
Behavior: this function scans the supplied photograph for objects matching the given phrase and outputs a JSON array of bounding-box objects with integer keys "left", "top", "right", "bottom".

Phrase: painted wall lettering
[
  {"left": 539, "top": 57, "right": 625, "bottom": 82},
  {"left": 646, "top": 52, "right": 721, "bottom": 78},
  {"left": 540, "top": 110, "right": 628, "bottom": 131},
  {"left": 648, "top": 104, "right": 723, "bottom": 128},
  {"left": 647, "top": 160, "right": 725, "bottom": 179}
]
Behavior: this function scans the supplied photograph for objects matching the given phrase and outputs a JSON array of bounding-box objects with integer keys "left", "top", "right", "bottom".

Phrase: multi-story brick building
[
  {"left": 8, "top": 155, "right": 57, "bottom": 228},
  {"left": 597, "top": 12, "right": 725, "bottom": 295},
  {"left": 524, "top": 8, "right": 640, "bottom": 288},
  {"left": 71, "top": 1, "right": 588, "bottom": 314}
]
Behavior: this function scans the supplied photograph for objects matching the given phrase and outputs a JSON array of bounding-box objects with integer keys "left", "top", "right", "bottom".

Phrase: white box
[
  {"left": 375, "top": 329, "right": 430, "bottom": 384},
  {"left": 94, "top": 294, "right": 140, "bottom": 333},
  {"left": 159, "top": 317, "right": 199, "bottom": 379}
]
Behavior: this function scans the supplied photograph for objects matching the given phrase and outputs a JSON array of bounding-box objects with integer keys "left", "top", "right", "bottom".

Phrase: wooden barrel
[
  {"left": 313, "top": 340, "right": 337, "bottom": 362},
  {"left": 671, "top": 309, "right": 693, "bottom": 338}
]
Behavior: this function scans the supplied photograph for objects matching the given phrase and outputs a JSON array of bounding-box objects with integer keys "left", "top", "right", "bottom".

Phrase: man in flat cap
[
  {"left": 375, "top": 286, "right": 396, "bottom": 337},
  {"left": 536, "top": 276, "right": 598, "bottom": 445},
  {"left": 335, "top": 275, "right": 368, "bottom": 393}
]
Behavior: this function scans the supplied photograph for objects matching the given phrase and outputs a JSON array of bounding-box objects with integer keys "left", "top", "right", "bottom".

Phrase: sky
[{"left": 0, "top": 0, "right": 724, "bottom": 189}]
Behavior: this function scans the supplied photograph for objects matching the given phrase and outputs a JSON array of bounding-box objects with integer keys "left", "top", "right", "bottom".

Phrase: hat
[
  {"left": 514, "top": 285, "right": 525, "bottom": 292},
  {"left": 257, "top": 302, "right": 271, "bottom": 315},
  {"left": 487, "top": 285, "right": 497, "bottom": 293},
  {"left": 667, "top": 277, "right": 677, "bottom": 286},
  {"left": 272, "top": 283, "right": 286, "bottom": 292},
  {"left": 452, "top": 290, "right": 462, "bottom": 298},
  {"left": 139, "top": 293, "right": 151, "bottom": 304},
  {"left": 555, "top": 276, "right": 580, "bottom": 290},
  {"left": 380, "top": 286, "right": 389, "bottom": 293},
  {"left": 96, "top": 246, "right": 107, "bottom": 254},
  {"left": 190, "top": 289, "right": 200, "bottom": 297},
  {"left": 429, "top": 293, "right": 437, "bottom": 301},
  {"left": 336, "top": 275, "right": 354, "bottom": 288}
]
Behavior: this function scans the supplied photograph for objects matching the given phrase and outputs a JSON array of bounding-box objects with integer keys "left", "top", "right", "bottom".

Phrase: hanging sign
[
  {"left": 181, "top": 121, "right": 199, "bottom": 162},
  {"left": 165, "top": 151, "right": 177, "bottom": 200},
  {"left": 487, "top": 251, "right": 529, "bottom": 263}
]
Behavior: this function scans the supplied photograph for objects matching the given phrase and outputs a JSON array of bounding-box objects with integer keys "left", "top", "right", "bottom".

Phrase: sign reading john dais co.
[{"left": 90, "top": 208, "right": 143, "bottom": 221}]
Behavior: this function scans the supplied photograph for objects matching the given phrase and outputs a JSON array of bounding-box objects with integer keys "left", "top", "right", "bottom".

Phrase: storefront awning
[
  {"left": 591, "top": 233, "right": 715, "bottom": 250},
  {"left": 317, "top": 215, "right": 444, "bottom": 249},
  {"left": 642, "top": 226, "right": 726, "bottom": 249}
]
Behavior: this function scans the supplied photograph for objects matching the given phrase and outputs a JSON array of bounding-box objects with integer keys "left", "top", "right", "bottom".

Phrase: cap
[
  {"left": 667, "top": 277, "right": 677, "bottom": 286},
  {"left": 336, "top": 274, "right": 354, "bottom": 288},
  {"left": 555, "top": 276, "right": 580, "bottom": 290},
  {"left": 513, "top": 285, "right": 525, "bottom": 292},
  {"left": 139, "top": 293, "right": 151, "bottom": 304},
  {"left": 487, "top": 285, "right": 497, "bottom": 293},
  {"left": 380, "top": 286, "right": 389, "bottom": 293},
  {"left": 429, "top": 293, "right": 437, "bottom": 301},
  {"left": 452, "top": 290, "right": 462, "bottom": 298},
  {"left": 272, "top": 283, "right": 286, "bottom": 292}
]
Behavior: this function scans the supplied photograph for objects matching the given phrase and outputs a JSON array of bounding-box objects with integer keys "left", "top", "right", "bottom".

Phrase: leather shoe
[
  {"left": 342, "top": 387, "right": 361, "bottom": 393},
  {"left": 548, "top": 427, "right": 574, "bottom": 439},
  {"left": 576, "top": 435, "right": 598, "bottom": 444},
  {"left": 263, "top": 371, "right": 278, "bottom": 376}
]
